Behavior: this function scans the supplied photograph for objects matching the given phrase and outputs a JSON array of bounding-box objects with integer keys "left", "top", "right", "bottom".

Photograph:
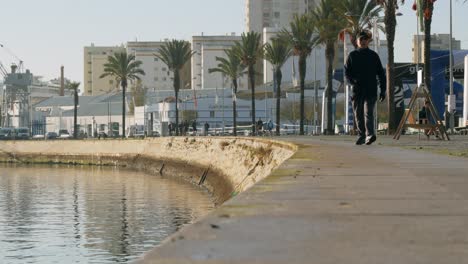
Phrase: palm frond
[{"left": 263, "top": 38, "right": 292, "bottom": 70}]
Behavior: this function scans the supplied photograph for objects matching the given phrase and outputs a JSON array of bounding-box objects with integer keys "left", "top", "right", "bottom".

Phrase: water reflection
[{"left": 0, "top": 164, "right": 214, "bottom": 263}]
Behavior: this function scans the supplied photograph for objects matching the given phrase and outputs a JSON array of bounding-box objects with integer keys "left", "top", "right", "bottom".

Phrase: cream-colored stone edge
[{"left": 0, "top": 137, "right": 296, "bottom": 204}]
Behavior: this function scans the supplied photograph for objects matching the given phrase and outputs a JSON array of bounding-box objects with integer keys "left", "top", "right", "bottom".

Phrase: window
[
  {"left": 102, "top": 51, "right": 107, "bottom": 55},
  {"left": 154, "top": 77, "right": 159, "bottom": 81},
  {"left": 162, "top": 77, "right": 167, "bottom": 81},
  {"left": 162, "top": 67, "right": 167, "bottom": 71},
  {"left": 154, "top": 58, "right": 159, "bottom": 61},
  {"left": 210, "top": 111, "right": 215, "bottom": 118},
  {"left": 154, "top": 67, "right": 159, "bottom": 71},
  {"left": 274, "top": 12, "right": 280, "bottom": 18}
]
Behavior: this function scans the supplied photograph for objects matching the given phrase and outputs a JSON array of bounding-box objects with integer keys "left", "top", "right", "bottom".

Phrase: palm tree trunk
[
  {"left": 174, "top": 70, "right": 180, "bottom": 136},
  {"left": 276, "top": 68, "right": 282, "bottom": 136},
  {"left": 384, "top": 2, "right": 397, "bottom": 135},
  {"left": 122, "top": 82, "right": 126, "bottom": 139},
  {"left": 73, "top": 90, "right": 78, "bottom": 139},
  {"left": 423, "top": 1, "right": 434, "bottom": 92},
  {"left": 249, "top": 65, "right": 256, "bottom": 135},
  {"left": 232, "top": 79, "right": 238, "bottom": 136},
  {"left": 325, "top": 42, "right": 335, "bottom": 135},
  {"left": 299, "top": 55, "right": 306, "bottom": 135}
]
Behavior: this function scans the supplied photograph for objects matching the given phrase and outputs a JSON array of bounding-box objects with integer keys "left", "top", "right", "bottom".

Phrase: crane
[
  {"left": 0, "top": 43, "right": 24, "bottom": 73},
  {"left": 0, "top": 62, "right": 8, "bottom": 77},
  {"left": 0, "top": 43, "right": 30, "bottom": 128}
]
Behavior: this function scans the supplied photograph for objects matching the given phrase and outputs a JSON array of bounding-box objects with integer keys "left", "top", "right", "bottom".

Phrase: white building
[
  {"left": 127, "top": 41, "right": 191, "bottom": 92},
  {"left": 191, "top": 34, "right": 248, "bottom": 91},
  {"left": 263, "top": 27, "right": 327, "bottom": 89},
  {"left": 127, "top": 41, "right": 174, "bottom": 91}
]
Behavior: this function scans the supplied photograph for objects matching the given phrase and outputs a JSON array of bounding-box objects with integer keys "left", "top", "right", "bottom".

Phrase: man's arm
[
  {"left": 375, "top": 54, "right": 386, "bottom": 98},
  {"left": 344, "top": 52, "right": 357, "bottom": 85}
]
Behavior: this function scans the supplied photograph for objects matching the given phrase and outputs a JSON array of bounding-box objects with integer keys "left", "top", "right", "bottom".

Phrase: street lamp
[{"left": 448, "top": 0, "right": 455, "bottom": 133}]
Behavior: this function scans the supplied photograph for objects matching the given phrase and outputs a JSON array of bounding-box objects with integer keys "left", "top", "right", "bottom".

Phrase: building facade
[
  {"left": 83, "top": 44, "right": 125, "bottom": 96},
  {"left": 263, "top": 27, "right": 327, "bottom": 88},
  {"left": 127, "top": 41, "right": 191, "bottom": 92},
  {"left": 245, "top": 0, "right": 318, "bottom": 33},
  {"left": 412, "top": 34, "right": 461, "bottom": 63},
  {"left": 191, "top": 34, "right": 248, "bottom": 91}
]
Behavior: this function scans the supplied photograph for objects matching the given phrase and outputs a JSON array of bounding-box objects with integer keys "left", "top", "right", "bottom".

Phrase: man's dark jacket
[{"left": 344, "top": 47, "right": 386, "bottom": 99}]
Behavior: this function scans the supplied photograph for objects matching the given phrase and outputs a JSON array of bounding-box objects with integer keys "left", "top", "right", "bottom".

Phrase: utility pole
[{"left": 448, "top": 0, "right": 455, "bottom": 133}]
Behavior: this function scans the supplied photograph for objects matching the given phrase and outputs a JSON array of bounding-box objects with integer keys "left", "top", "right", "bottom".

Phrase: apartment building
[
  {"left": 412, "top": 34, "right": 461, "bottom": 63},
  {"left": 127, "top": 41, "right": 193, "bottom": 92},
  {"left": 84, "top": 42, "right": 192, "bottom": 96},
  {"left": 263, "top": 27, "right": 326, "bottom": 88},
  {"left": 83, "top": 44, "right": 125, "bottom": 96},
  {"left": 191, "top": 34, "right": 248, "bottom": 90},
  {"left": 245, "top": 0, "right": 318, "bottom": 33}
]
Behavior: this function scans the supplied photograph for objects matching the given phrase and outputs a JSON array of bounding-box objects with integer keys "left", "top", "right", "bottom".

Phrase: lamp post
[
  {"left": 343, "top": 31, "right": 349, "bottom": 134},
  {"left": 448, "top": 0, "right": 455, "bottom": 133},
  {"left": 314, "top": 49, "right": 318, "bottom": 135}
]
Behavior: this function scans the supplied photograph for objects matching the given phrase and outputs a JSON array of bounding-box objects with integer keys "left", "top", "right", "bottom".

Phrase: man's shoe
[
  {"left": 355, "top": 136, "right": 366, "bottom": 145},
  {"left": 365, "top": 135, "right": 377, "bottom": 145}
]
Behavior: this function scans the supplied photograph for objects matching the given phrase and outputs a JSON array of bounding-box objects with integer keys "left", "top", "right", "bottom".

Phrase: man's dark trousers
[{"left": 352, "top": 96, "right": 376, "bottom": 137}]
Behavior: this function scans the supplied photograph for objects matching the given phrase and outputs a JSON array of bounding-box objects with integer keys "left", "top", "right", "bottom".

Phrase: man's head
[{"left": 357, "top": 31, "right": 371, "bottom": 48}]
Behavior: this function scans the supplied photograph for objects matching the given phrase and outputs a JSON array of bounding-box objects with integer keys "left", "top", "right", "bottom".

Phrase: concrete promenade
[{"left": 139, "top": 135, "right": 468, "bottom": 264}]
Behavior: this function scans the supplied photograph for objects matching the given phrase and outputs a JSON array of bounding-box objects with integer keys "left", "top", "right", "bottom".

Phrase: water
[{"left": 0, "top": 164, "right": 214, "bottom": 263}]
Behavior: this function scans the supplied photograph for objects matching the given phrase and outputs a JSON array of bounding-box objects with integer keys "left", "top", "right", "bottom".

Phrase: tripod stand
[{"left": 393, "top": 83, "right": 450, "bottom": 141}]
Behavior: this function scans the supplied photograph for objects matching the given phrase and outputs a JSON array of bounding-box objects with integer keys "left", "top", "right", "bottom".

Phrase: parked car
[
  {"left": 58, "top": 129, "right": 71, "bottom": 139},
  {"left": 46, "top": 132, "right": 58, "bottom": 139},
  {"left": 15, "top": 127, "right": 30, "bottom": 140},
  {"left": 0, "top": 127, "right": 14, "bottom": 140},
  {"left": 32, "top": 134, "right": 45, "bottom": 139}
]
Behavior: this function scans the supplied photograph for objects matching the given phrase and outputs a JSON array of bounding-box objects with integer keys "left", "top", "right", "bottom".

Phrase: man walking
[{"left": 345, "top": 31, "right": 386, "bottom": 145}]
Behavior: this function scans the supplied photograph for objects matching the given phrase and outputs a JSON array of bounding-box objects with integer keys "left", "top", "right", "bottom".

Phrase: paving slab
[{"left": 137, "top": 136, "right": 468, "bottom": 264}]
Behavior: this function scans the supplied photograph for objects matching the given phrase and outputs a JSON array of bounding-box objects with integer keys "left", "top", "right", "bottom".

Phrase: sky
[{"left": 1, "top": 0, "right": 467, "bottom": 86}]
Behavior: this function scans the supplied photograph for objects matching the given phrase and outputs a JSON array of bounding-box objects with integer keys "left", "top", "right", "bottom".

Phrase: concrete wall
[{"left": 0, "top": 137, "right": 296, "bottom": 204}]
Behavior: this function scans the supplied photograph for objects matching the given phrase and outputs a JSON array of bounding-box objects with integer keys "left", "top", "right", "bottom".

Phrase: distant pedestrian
[
  {"left": 204, "top": 122, "right": 210, "bottom": 136},
  {"left": 168, "top": 122, "right": 173, "bottom": 136},
  {"left": 345, "top": 30, "right": 386, "bottom": 145},
  {"left": 256, "top": 118, "right": 263, "bottom": 135},
  {"left": 267, "top": 119, "right": 274, "bottom": 135},
  {"left": 192, "top": 120, "right": 197, "bottom": 135}
]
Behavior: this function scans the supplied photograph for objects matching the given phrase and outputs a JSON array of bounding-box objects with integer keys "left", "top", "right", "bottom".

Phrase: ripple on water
[{"left": 0, "top": 164, "right": 214, "bottom": 263}]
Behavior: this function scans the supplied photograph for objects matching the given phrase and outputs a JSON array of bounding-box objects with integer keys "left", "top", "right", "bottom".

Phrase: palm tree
[
  {"left": 311, "top": 0, "right": 347, "bottom": 135},
  {"left": 232, "top": 31, "right": 263, "bottom": 135},
  {"left": 278, "top": 14, "right": 315, "bottom": 135},
  {"left": 100, "top": 52, "right": 145, "bottom": 138},
  {"left": 376, "top": 0, "right": 405, "bottom": 135},
  {"left": 263, "top": 38, "right": 292, "bottom": 136},
  {"left": 342, "top": 0, "right": 383, "bottom": 49},
  {"left": 68, "top": 81, "right": 80, "bottom": 139},
  {"left": 156, "top": 39, "right": 194, "bottom": 136},
  {"left": 208, "top": 48, "right": 246, "bottom": 136},
  {"left": 414, "top": 0, "right": 434, "bottom": 92},
  {"left": 415, "top": 0, "right": 466, "bottom": 92}
]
